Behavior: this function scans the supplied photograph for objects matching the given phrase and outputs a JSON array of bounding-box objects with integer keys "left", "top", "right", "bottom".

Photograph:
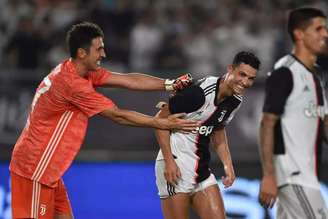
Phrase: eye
[
  {"left": 248, "top": 77, "right": 256, "bottom": 81},
  {"left": 239, "top": 72, "right": 247, "bottom": 77}
]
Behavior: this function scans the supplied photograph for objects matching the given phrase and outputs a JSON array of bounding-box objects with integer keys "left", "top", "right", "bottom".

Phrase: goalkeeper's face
[
  {"left": 226, "top": 63, "right": 257, "bottom": 95},
  {"left": 84, "top": 37, "right": 106, "bottom": 71}
]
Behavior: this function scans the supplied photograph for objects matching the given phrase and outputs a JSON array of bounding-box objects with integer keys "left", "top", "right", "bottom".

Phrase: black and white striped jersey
[
  {"left": 263, "top": 54, "right": 328, "bottom": 189},
  {"left": 156, "top": 76, "right": 242, "bottom": 184}
]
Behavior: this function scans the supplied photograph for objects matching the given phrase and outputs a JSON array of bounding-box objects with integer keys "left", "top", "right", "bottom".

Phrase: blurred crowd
[{"left": 0, "top": 0, "right": 327, "bottom": 79}]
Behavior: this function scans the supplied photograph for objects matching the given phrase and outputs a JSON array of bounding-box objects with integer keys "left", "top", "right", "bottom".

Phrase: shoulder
[
  {"left": 269, "top": 66, "right": 293, "bottom": 78},
  {"left": 267, "top": 66, "right": 293, "bottom": 87},
  {"left": 195, "top": 76, "right": 218, "bottom": 95},
  {"left": 196, "top": 76, "right": 218, "bottom": 88},
  {"left": 89, "top": 67, "right": 112, "bottom": 78},
  {"left": 265, "top": 67, "right": 294, "bottom": 96},
  {"left": 169, "top": 85, "right": 205, "bottom": 114},
  {"left": 274, "top": 54, "right": 296, "bottom": 69}
]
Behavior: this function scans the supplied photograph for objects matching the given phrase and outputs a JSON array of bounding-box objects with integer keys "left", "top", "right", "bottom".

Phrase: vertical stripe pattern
[
  {"left": 193, "top": 107, "right": 218, "bottom": 183},
  {"left": 312, "top": 74, "right": 324, "bottom": 177},
  {"left": 292, "top": 185, "right": 316, "bottom": 219},
  {"left": 32, "top": 111, "right": 74, "bottom": 181},
  {"left": 31, "top": 181, "right": 41, "bottom": 219},
  {"left": 166, "top": 182, "right": 176, "bottom": 196}
]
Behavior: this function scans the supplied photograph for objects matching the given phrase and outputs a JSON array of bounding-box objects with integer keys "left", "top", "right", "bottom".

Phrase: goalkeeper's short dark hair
[{"left": 66, "top": 22, "right": 104, "bottom": 58}]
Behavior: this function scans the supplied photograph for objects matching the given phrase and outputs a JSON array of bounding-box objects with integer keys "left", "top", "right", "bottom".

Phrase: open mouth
[
  {"left": 237, "top": 85, "right": 245, "bottom": 90},
  {"left": 234, "top": 84, "right": 245, "bottom": 94}
]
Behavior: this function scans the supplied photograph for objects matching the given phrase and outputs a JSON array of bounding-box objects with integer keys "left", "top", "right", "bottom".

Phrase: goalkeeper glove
[{"left": 164, "top": 73, "right": 193, "bottom": 91}]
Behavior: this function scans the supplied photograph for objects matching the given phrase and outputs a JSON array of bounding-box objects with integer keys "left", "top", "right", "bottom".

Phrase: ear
[
  {"left": 227, "top": 64, "right": 233, "bottom": 73},
  {"left": 77, "top": 48, "right": 87, "bottom": 59},
  {"left": 293, "top": 29, "right": 304, "bottom": 41}
]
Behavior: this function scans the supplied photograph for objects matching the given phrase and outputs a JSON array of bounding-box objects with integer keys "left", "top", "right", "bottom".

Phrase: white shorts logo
[{"left": 40, "top": 204, "right": 47, "bottom": 216}]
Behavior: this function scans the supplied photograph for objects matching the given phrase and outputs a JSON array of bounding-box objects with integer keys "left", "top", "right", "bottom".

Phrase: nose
[
  {"left": 322, "top": 28, "right": 328, "bottom": 37},
  {"left": 324, "top": 32, "right": 328, "bottom": 38},
  {"left": 242, "top": 78, "right": 252, "bottom": 88},
  {"left": 101, "top": 50, "right": 106, "bottom": 58}
]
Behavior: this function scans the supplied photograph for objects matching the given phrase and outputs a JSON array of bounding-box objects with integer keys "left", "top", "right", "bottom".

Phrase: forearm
[
  {"left": 258, "top": 113, "right": 277, "bottom": 176},
  {"left": 126, "top": 73, "right": 166, "bottom": 90},
  {"left": 155, "top": 107, "right": 174, "bottom": 162},
  {"left": 116, "top": 73, "right": 165, "bottom": 90},
  {"left": 212, "top": 130, "right": 233, "bottom": 168},
  {"left": 104, "top": 72, "right": 192, "bottom": 91},
  {"left": 100, "top": 107, "right": 161, "bottom": 128},
  {"left": 155, "top": 129, "right": 174, "bottom": 161},
  {"left": 215, "top": 142, "right": 233, "bottom": 168}
]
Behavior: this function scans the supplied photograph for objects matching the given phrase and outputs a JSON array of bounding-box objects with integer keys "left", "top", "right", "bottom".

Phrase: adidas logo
[{"left": 303, "top": 85, "right": 310, "bottom": 92}]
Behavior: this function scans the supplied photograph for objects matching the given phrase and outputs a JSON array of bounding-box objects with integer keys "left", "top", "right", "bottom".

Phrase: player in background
[
  {"left": 258, "top": 7, "right": 328, "bottom": 218},
  {"left": 9, "top": 22, "right": 198, "bottom": 219},
  {"left": 154, "top": 51, "right": 260, "bottom": 219}
]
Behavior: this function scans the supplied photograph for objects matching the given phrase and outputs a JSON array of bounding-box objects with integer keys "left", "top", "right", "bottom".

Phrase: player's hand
[
  {"left": 162, "top": 113, "right": 199, "bottom": 132},
  {"left": 165, "top": 74, "right": 193, "bottom": 91},
  {"left": 164, "top": 158, "right": 181, "bottom": 186},
  {"left": 259, "top": 174, "right": 277, "bottom": 209},
  {"left": 221, "top": 164, "right": 235, "bottom": 188}
]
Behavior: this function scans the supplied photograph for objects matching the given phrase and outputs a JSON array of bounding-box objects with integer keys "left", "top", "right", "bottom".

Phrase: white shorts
[
  {"left": 155, "top": 160, "right": 218, "bottom": 199},
  {"left": 277, "top": 184, "right": 328, "bottom": 219}
]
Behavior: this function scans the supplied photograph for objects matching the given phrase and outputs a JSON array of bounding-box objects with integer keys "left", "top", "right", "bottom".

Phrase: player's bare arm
[
  {"left": 102, "top": 72, "right": 192, "bottom": 91},
  {"left": 258, "top": 112, "right": 279, "bottom": 209},
  {"left": 211, "top": 128, "right": 235, "bottom": 188},
  {"left": 100, "top": 106, "right": 197, "bottom": 131},
  {"left": 155, "top": 104, "right": 181, "bottom": 185}
]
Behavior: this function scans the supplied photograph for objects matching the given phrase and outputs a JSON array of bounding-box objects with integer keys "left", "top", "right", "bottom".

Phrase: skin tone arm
[
  {"left": 102, "top": 72, "right": 191, "bottom": 91},
  {"left": 103, "top": 72, "right": 166, "bottom": 90},
  {"left": 258, "top": 112, "right": 279, "bottom": 208},
  {"left": 154, "top": 104, "right": 181, "bottom": 185},
  {"left": 211, "top": 128, "right": 235, "bottom": 188},
  {"left": 100, "top": 105, "right": 198, "bottom": 131}
]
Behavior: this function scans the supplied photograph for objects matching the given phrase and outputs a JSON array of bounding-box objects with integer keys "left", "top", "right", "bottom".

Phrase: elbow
[
  {"left": 155, "top": 110, "right": 167, "bottom": 119},
  {"left": 124, "top": 82, "right": 137, "bottom": 90},
  {"left": 100, "top": 107, "right": 126, "bottom": 125},
  {"left": 110, "top": 109, "right": 129, "bottom": 125},
  {"left": 156, "top": 104, "right": 170, "bottom": 118},
  {"left": 260, "top": 113, "right": 279, "bottom": 129},
  {"left": 111, "top": 116, "right": 127, "bottom": 125}
]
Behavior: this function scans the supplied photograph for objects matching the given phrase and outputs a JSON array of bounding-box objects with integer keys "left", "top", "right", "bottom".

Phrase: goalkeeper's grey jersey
[
  {"left": 156, "top": 76, "right": 242, "bottom": 184},
  {"left": 263, "top": 54, "right": 328, "bottom": 189}
]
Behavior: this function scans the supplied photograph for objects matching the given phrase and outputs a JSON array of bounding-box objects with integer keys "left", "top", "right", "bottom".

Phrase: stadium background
[{"left": 0, "top": 0, "right": 328, "bottom": 218}]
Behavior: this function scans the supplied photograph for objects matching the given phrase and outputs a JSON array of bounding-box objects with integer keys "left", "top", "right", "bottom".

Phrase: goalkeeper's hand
[{"left": 164, "top": 73, "right": 193, "bottom": 91}]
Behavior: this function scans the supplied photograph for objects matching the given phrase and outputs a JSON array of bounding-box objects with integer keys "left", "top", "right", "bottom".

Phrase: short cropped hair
[
  {"left": 232, "top": 51, "right": 261, "bottom": 70},
  {"left": 66, "top": 22, "right": 104, "bottom": 58},
  {"left": 287, "top": 7, "right": 326, "bottom": 42}
]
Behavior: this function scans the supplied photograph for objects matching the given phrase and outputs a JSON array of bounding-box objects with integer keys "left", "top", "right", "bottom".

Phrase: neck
[
  {"left": 217, "top": 77, "right": 233, "bottom": 102},
  {"left": 293, "top": 45, "right": 317, "bottom": 70},
  {"left": 71, "top": 58, "right": 88, "bottom": 77}
]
